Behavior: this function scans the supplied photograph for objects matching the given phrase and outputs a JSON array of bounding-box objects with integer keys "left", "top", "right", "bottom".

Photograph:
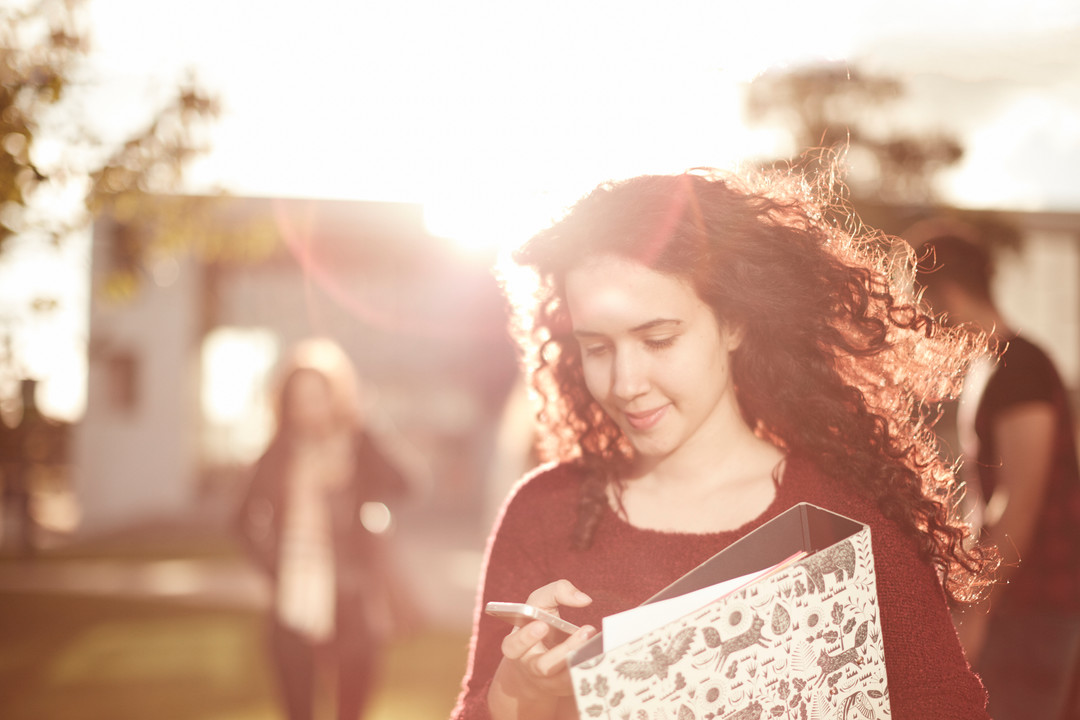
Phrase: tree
[
  {"left": 745, "top": 62, "right": 963, "bottom": 204},
  {"left": 0, "top": 0, "right": 219, "bottom": 400},
  {"left": 0, "top": 0, "right": 218, "bottom": 253}
]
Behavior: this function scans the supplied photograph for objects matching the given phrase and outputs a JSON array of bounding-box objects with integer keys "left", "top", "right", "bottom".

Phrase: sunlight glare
[
  {"left": 201, "top": 328, "right": 278, "bottom": 425},
  {"left": 201, "top": 327, "right": 279, "bottom": 463},
  {"left": 422, "top": 187, "right": 580, "bottom": 259},
  {"left": 135, "top": 0, "right": 809, "bottom": 258},
  {"left": 34, "top": 350, "right": 87, "bottom": 423},
  {"left": 0, "top": 230, "right": 90, "bottom": 423}
]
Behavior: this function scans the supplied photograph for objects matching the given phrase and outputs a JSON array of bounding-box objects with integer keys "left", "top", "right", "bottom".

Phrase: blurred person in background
[
  {"left": 235, "top": 337, "right": 411, "bottom": 720},
  {"left": 0, "top": 382, "right": 35, "bottom": 556},
  {"left": 914, "top": 229, "right": 1080, "bottom": 720},
  {"left": 0, "top": 379, "right": 62, "bottom": 556}
]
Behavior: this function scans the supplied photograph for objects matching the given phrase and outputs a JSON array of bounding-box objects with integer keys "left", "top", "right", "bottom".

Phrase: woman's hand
[{"left": 487, "top": 579, "right": 597, "bottom": 720}]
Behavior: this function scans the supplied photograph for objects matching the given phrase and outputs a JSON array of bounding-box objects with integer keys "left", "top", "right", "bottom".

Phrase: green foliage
[{"left": 0, "top": 0, "right": 218, "bottom": 255}]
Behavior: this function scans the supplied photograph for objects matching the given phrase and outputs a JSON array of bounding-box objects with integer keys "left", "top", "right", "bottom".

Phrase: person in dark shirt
[{"left": 915, "top": 231, "right": 1080, "bottom": 720}]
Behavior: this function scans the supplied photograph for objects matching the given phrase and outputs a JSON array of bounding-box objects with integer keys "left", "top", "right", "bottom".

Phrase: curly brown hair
[{"left": 502, "top": 168, "right": 997, "bottom": 604}]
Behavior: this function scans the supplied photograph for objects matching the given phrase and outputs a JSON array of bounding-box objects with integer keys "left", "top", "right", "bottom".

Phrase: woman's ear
[{"left": 725, "top": 322, "right": 746, "bottom": 352}]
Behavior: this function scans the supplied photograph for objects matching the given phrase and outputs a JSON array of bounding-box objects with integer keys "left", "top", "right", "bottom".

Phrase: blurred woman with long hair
[{"left": 236, "top": 338, "right": 409, "bottom": 720}]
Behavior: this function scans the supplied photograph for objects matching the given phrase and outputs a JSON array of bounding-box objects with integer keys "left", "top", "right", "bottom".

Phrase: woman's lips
[{"left": 624, "top": 405, "right": 668, "bottom": 431}]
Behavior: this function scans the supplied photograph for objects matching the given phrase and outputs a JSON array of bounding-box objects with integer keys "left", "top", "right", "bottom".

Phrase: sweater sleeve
[
  {"left": 877, "top": 529, "right": 989, "bottom": 717},
  {"left": 782, "top": 455, "right": 990, "bottom": 718},
  {"left": 834, "top": 498, "right": 990, "bottom": 719},
  {"left": 449, "top": 469, "right": 576, "bottom": 720}
]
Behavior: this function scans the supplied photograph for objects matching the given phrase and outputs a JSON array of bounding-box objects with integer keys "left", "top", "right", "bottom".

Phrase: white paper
[{"left": 601, "top": 566, "right": 771, "bottom": 652}]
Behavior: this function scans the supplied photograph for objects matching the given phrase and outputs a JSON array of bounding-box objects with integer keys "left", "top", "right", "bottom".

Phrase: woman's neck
[
  {"left": 615, "top": 404, "right": 785, "bottom": 534},
  {"left": 614, "top": 441, "right": 784, "bottom": 534},
  {"left": 637, "top": 432, "right": 781, "bottom": 492},
  {"left": 633, "top": 394, "right": 781, "bottom": 490}
]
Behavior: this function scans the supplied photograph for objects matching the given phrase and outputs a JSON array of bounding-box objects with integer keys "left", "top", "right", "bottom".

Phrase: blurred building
[
  {"left": 69, "top": 195, "right": 1080, "bottom": 537},
  {"left": 74, "top": 196, "right": 518, "bottom": 533}
]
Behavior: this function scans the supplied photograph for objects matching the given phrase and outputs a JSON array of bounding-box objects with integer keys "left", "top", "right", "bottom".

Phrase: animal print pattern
[{"left": 570, "top": 525, "right": 889, "bottom": 720}]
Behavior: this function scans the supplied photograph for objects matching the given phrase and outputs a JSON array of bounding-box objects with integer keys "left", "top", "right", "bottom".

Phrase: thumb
[{"left": 529, "top": 579, "right": 592, "bottom": 613}]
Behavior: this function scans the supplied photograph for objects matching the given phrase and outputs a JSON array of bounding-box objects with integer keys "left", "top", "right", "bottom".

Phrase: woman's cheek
[{"left": 581, "top": 359, "right": 610, "bottom": 405}]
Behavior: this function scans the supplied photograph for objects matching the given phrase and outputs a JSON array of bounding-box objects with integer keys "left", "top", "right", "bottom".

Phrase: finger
[
  {"left": 532, "top": 624, "right": 597, "bottom": 677},
  {"left": 500, "top": 620, "right": 551, "bottom": 660},
  {"left": 526, "top": 579, "right": 593, "bottom": 613}
]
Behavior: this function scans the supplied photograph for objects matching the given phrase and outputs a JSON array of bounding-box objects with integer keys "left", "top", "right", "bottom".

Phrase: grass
[
  {"left": 0, "top": 519, "right": 242, "bottom": 565},
  {"left": 0, "top": 573, "right": 471, "bottom": 720},
  {"left": 368, "top": 630, "right": 472, "bottom": 720}
]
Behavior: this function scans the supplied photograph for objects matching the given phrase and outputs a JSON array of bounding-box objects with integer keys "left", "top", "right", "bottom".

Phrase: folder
[{"left": 568, "top": 503, "right": 890, "bottom": 719}]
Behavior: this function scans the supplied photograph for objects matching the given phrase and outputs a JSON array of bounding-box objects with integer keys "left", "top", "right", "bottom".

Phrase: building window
[{"left": 106, "top": 351, "right": 138, "bottom": 413}]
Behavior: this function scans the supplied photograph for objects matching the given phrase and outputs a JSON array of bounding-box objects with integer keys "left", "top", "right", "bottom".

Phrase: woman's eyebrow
[
  {"left": 572, "top": 319, "right": 682, "bottom": 339},
  {"left": 630, "top": 318, "right": 682, "bottom": 333}
]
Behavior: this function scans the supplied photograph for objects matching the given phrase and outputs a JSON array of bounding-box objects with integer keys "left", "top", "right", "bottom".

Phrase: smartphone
[{"left": 485, "top": 601, "right": 581, "bottom": 644}]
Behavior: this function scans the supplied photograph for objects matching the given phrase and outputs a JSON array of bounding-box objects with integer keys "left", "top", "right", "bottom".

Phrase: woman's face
[
  {"left": 565, "top": 254, "right": 744, "bottom": 467},
  {"left": 284, "top": 369, "right": 336, "bottom": 435}
]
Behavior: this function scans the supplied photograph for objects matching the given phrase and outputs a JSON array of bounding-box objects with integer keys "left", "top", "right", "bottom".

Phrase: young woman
[
  {"left": 450, "top": 170, "right": 997, "bottom": 720},
  {"left": 235, "top": 338, "right": 409, "bottom": 720}
]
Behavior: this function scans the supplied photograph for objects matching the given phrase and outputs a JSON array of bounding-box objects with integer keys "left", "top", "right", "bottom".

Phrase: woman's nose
[{"left": 611, "top": 349, "right": 650, "bottom": 401}]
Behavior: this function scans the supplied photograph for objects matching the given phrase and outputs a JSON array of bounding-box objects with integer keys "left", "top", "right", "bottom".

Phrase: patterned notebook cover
[{"left": 569, "top": 504, "right": 889, "bottom": 720}]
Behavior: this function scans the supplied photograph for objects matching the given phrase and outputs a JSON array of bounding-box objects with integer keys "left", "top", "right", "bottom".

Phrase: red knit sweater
[{"left": 450, "top": 454, "right": 989, "bottom": 719}]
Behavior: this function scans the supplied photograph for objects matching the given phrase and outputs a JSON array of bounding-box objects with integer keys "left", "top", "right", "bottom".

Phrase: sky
[
  {"left": 83, "top": 0, "right": 1080, "bottom": 247},
  {"left": 7, "top": 0, "right": 1080, "bottom": 420}
]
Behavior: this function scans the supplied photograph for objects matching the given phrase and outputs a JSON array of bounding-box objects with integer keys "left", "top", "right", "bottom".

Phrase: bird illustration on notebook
[{"left": 615, "top": 627, "right": 696, "bottom": 681}]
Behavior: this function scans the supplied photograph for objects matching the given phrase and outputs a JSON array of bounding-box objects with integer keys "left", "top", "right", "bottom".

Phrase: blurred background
[{"left": 0, "top": 0, "right": 1078, "bottom": 718}]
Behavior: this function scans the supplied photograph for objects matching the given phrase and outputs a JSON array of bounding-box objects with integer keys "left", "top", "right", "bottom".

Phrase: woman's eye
[
  {"left": 645, "top": 336, "right": 676, "bottom": 351},
  {"left": 582, "top": 342, "right": 610, "bottom": 357}
]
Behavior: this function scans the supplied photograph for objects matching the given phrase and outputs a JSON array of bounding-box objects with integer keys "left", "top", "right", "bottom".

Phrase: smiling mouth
[{"left": 623, "top": 406, "right": 668, "bottom": 431}]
